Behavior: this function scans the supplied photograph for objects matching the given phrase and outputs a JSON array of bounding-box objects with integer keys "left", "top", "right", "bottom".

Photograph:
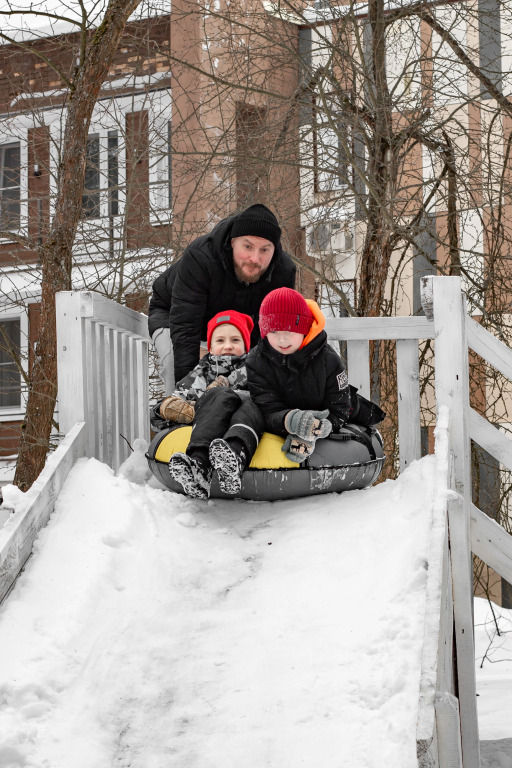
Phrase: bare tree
[{"left": 0, "top": 0, "right": 151, "bottom": 489}]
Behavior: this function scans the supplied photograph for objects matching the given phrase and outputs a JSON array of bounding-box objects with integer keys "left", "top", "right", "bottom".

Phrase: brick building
[{"left": 0, "top": 4, "right": 304, "bottom": 476}]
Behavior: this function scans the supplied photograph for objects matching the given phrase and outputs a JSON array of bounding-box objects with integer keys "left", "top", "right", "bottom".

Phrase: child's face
[
  {"left": 209, "top": 323, "right": 246, "bottom": 356},
  {"left": 266, "top": 330, "right": 304, "bottom": 355}
]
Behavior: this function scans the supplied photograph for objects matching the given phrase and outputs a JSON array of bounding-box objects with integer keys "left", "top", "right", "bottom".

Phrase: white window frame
[
  {"left": 314, "top": 115, "right": 351, "bottom": 193},
  {"left": 148, "top": 89, "right": 172, "bottom": 224},
  {"left": 0, "top": 133, "right": 28, "bottom": 244},
  {"left": 49, "top": 89, "right": 172, "bottom": 236},
  {"left": 0, "top": 306, "right": 29, "bottom": 418}
]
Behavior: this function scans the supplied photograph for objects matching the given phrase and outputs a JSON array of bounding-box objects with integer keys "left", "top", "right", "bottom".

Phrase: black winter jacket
[
  {"left": 245, "top": 332, "right": 352, "bottom": 436},
  {"left": 148, "top": 214, "right": 296, "bottom": 381}
]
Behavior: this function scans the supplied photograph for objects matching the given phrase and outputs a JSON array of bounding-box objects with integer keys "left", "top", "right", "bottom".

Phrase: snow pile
[
  {"left": 0, "top": 453, "right": 437, "bottom": 767},
  {"left": 475, "top": 597, "right": 512, "bottom": 762}
]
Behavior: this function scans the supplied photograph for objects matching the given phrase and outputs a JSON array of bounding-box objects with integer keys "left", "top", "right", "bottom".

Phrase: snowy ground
[{"left": 0, "top": 447, "right": 510, "bottom": 767}]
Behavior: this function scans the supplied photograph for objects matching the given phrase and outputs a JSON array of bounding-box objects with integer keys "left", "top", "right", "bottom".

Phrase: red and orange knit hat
[
  {"left": 207, "top": 310, "right": 254, "bottom": 352},
  {"left": 259, "top": 287, "right": 314, "bottom": 339}
]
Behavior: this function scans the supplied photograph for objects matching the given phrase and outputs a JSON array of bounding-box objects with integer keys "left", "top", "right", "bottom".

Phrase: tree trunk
[
  {"left": 14, "top": 0, "right": 142, "bottom": 491},
  {"left": 357, "top": 0, "right": 394, "bottom": 317}
]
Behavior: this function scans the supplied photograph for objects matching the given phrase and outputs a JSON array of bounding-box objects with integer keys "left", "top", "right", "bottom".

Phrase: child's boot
[
  {"left": 169, "top": 453, "right": 212, "bottom": 499},
  {"left": 209, "top": 438, "right": 246, "bottom": 496}
]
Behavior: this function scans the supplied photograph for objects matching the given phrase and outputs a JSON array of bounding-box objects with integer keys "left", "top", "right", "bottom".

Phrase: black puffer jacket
[
  {"left": 246, "top": 332, "right": 352, "bottom": 437},
  {"left": 148, "top": 214, "right": 296, "bottom": 382}
]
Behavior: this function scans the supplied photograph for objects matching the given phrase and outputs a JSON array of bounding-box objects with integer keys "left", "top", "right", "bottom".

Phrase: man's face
[{"left": 231, "top": 236, "right": 275, "bottom": 283}]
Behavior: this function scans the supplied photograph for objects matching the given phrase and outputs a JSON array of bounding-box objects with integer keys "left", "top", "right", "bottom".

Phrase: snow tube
[{"left": 146, "top": 424, "right": 385, "bottom": 501}]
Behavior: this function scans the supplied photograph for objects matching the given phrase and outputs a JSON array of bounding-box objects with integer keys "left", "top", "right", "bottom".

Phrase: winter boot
[
  {"left": 168, "top": 453, "right": 212, "bottom": 499},
  {"left": 209, "top": 438, "right": 246, "bottom": 496}
]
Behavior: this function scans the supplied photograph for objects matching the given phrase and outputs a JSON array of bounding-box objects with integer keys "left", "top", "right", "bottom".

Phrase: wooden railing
[
  {"left": 325, "top": 313, "right": 434, "bottom": 472},
  {"left": 325, "top": 276, "right": 512, "bottom": 767},
  {"left": 56, "top": 291, "right": 150, "bottom": 471}
]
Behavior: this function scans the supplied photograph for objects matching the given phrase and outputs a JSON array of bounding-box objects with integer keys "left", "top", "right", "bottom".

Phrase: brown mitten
[
  {"left": 206, "top": 375, "right": 229, "bottom": 390},
  {"left": 159, "top": 396, "right": 195, "bottom": 424}
]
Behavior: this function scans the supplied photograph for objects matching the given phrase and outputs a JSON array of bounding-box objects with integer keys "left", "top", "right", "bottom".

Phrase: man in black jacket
[{"left": 148, "top": 204, "right": 296, "bottom": 390}]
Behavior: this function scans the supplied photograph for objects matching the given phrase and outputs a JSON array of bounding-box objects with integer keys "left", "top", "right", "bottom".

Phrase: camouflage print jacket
[{"left": 172, "top": 352, "right": 249, "bottom": 402}]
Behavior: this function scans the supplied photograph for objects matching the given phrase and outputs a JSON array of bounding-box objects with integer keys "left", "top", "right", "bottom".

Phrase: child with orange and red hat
[
  {"left": 246, "top": 287, "right": 353, "bottom": 463},
  {"left": 158, "top": 310, "right": 263, "bottom": 498}
]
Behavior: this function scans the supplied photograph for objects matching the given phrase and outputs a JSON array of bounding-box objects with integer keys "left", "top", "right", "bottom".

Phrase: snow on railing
[{"left": 56, "top": 291, "right": 150, "bottom": 472}]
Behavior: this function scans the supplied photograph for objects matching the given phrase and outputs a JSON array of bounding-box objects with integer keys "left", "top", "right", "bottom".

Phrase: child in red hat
[
  {"left": 246, "top": 287, "right": 353, "bottom": 463},
  {"left": 158, "top": 310, "right": 263, "bottom": 498}
]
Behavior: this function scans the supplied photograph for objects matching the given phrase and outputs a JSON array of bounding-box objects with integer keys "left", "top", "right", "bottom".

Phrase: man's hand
[
  {"left": 284, "top": 409, "right": 332, "bottom": 440},
  {"left": 160, "top": 396, "right": 195, "bottom": 424}
]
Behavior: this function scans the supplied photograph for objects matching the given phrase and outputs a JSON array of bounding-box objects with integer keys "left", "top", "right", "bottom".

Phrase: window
[
  {"left": 313, "top": 109, "right": 350, "bottom": 193},
  {"left": 149, "top": 119, "right": 172, "bottom": 219},
  {"left": 82, "top": 135, "right": 100, "bottom": 218},
  {"left": 82, "top": 130, "right": 122, "bottom": 219},
  {"left": 0, "top": 318, "right": 21, "bottom": 408},
  {"left": 0, "top": 143, "right": 20, "bottom": 231},
  {"left": 108, "top": 130, "right": 120, "bottom": 217}
]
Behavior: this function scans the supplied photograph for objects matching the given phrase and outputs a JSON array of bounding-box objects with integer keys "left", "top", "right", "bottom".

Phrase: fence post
[
  {"left": 431, "top": 276, "right": 480, "bottom": 768},
  {"left": 56, "top": 292, "right": 87, "bottom": 439}
]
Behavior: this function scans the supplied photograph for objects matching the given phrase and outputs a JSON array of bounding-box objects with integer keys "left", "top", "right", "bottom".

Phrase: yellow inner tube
[{"left": 154, "top": 427, "right": 299, "bottom": 469}]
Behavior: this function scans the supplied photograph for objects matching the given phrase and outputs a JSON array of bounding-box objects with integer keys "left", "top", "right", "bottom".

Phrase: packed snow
[{"left": 0, "top": 444, "right": 510, "bottom": 767}]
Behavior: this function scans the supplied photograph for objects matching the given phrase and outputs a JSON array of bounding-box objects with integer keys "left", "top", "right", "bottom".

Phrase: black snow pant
[{"left": 187, "top": 387, "right": 264, "bottom": 466}]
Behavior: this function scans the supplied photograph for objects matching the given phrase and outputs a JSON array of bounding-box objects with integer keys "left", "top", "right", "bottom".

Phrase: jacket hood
[
  {"left": 208, "top": 212, "right": 285, "bottom": 284},
  {"left": 300, "top": 300, "right": 326, "bottom": 349}
]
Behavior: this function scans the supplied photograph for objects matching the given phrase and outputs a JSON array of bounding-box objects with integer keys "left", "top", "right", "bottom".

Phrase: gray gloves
[
  {"left": 282, "top": 409, "right": 332, "bottom": 463},
  {"left": 284, "top": 409, "right": 332, "bottom": 440},
  {"left": 281, "top": 434, "right": 315, "bottom": 463}
]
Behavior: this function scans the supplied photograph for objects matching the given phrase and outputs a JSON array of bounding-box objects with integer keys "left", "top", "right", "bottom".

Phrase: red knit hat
[
  {"left": 259, "top": 288, "right": 314, "bottom": 339},
  {"left": 207, "top": 310, "right": 254, "bottom": 352}
]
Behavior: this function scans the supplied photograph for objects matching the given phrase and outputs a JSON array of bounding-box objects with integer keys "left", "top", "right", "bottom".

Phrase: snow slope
[{"left": 0, "top": 447, "right": 509, "bottom": 767}]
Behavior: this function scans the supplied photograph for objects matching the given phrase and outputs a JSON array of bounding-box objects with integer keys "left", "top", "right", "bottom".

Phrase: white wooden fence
[
  {"left": 56, "top": 291, "right": 150, "bottom": 471},
  {"left": 2, "top": 279, "right": 512, "bottom": 767}
]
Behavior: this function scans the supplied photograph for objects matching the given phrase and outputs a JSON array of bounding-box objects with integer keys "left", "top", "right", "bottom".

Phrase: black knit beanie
[{"left": 230, "top": 204, "right": 281, "bottom": 248}]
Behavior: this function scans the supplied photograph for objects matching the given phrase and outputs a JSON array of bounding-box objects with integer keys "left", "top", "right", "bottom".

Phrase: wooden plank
[
  {"left": 56, "top": 293, "right": 86, "bottom": 436},
  {"left": 347, "top": 339, "right": 370, "bottom": 398},
  {"left": 396, "top": 339, "right": 421, "bottom": 472},
  {"left": 437, "top": 533, "right": 455, "bottom": 697},
  {"left": 80, "top": 291, "right": 150, "bottom": 340},
  {"left": 113, "top": 329, "right": 123, "bottom": 470},
  {"left": 471, "top": 503, "right": 512, "bottom": 585},
  {"left": 105, "top": 327, "right": 114, "bottom": 468},
  {"left": 0, "top": 423, "right": 86, "bottom": 605},
  {"left": 417, "top": 405, "right": 451, "bottom": 766},
  {"left": 469, "top": 407, "right": 512, "bottom": 473},
  {"left": 139, "top": 337, "right": 150, "bottom": 443},
  {"left": 97, "top": 323, "right": 108, "bottom": 464},
  {"left": 432, "top": 277, "right": 480, "bottom": 768},
  {"left": 467, "top": 316, "right": 512, "bottom": 382},
  {"left": 325, "top": 315, "right": 434, "bottom": 341},
  {"left": 435, "top": 693, "right": 463, "bottom": 768}
]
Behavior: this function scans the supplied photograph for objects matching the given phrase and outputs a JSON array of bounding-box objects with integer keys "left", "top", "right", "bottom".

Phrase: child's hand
[
  {"left": 160, "top": 396, "right": 195, "bottom": 424},
  {"left": 284, "top": 409, "right": 332, "bottom": 440},
  {"left": 206, "top": 375, "right": 229, "bottom": 390},
  {"left": 281, "top": 434, "right": 315, "bottom": 463}
]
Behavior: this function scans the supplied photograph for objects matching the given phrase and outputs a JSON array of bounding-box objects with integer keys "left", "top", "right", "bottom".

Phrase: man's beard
[{"left": 234, "top": 263, "right": 265, "bottom": 284}]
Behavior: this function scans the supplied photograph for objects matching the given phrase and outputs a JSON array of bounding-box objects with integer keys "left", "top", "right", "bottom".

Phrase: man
[{"left": 148, "top": 204, "right": 296, "bottom": 390}]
